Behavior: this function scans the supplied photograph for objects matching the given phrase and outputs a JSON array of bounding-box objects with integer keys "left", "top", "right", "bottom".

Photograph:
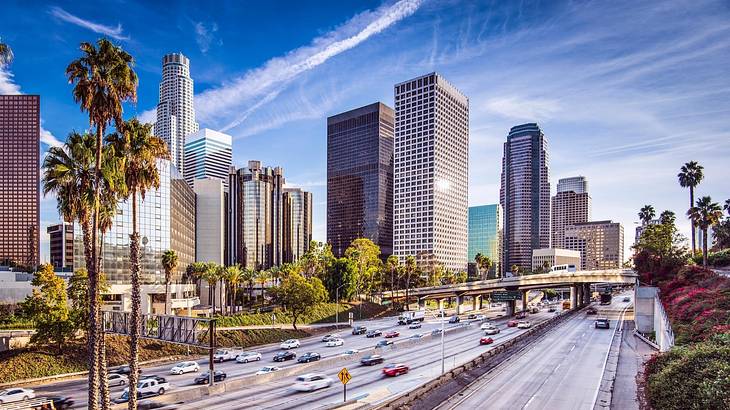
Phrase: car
[
  {"left": 116, "top": 378, "right": 170, "bottom": 403},
  {"left": 517, "top": 321, "right": 532, "bottom": 329},
  {"left": 194, "top": 370, "right": 226, "bottom": 384},
  {"left": 352, "top": 325, "right": 368, "bottom": 335},
  {"left": 140, "top": 375, "right": 166, "bottom": 384},
  {"left": 384, "top": 330, "right": 400, "bottom": 338},
  {"left": 108, "top": 372, "right": 129, "bottom": 387},
  {"left": 408, "top": 322, "right": 422, "bottom": 329},
  {"left": 170, "top": 361, "right": 199, "bottom": 375},
  {"left": 531, "top": 307, "right": 539, "bottom": 314},
  {"left": 256, "top": 366, "right": 281, "bottom": 375},
  {"left": 376, "top": 340, "right": 394, "bottom": 349},
  {"left": 595, "top": 318, "right": 610, "bottom": 329},
  {"left": 326, "top": 338, "right": 345, "bottom": 347},
  {"left": 292, "top": 373, "right": 334, "bottom": 392},
  {"left": 0, "top": 388, "right": 35, "bottom": 404},
  {"left": 236, "top": 351, "right": 262, "bottom": 363},
  {"left": 515, "top": 311, "right": 527, "bottom": 319},
  {"left": 448, "top": 315, "right": 460, "bottom": 323},
  {"left": 382, "top": 363, "right": 409, "bottom": 377},
  {"left": 507, "top": 320, "right": 518, "bottom": 327},
  {"left": 341, "top": 349, "right": 360, "bottom": 356},
  {"left": 321, "top": 333, "right": 341, "bottom": 342},
  {"left": 298, "top": 352, "right": 321, "bottom": 363},
  {"left": 213, "top": 349, "right": 242, "bottom": 362},
  {"left": 476, "top": 314, "right": 487, "bottom": 321},
  {"left": 480, "top": 337, "right": 494, "bottom": 345},
  {"left": 46, "top": 396, "right": 74, "bottom": 409},
  {"left": 280, "top": 339, "right": 301, "bottom": 349},
  {"left": 483, "top": 326, "right": 500, "bottom": 335},
  {"left": 274, "top": 351, "right": 297, "bottom": 362},
  {"left": 586, "top": 307, "right": 598, "bottom": 315},
  {"left": 467, "top": 314, "right": 477, "bottom": 319},
  {"left": 431, "top": 328, "right": 443, "bottom": 336},
  {"left": 480, "top": 322, "right": 494, "bottom": 330},
  {"left": 548, "top": 306, "right": 557, "bottom": 312},
  {"left": 360, "top": 354, "right": 385, "bottom": 366},
  {"left": 366, "top": 329, "right": 382, "bottom": 338},
  {"left": 623, "top": 297, "right": 631, "bottom": 302},
  {"left": 409, "top": 333, "right": 424, "bottom": 340},
  {"left": 111, "top": 365, "right": 142, "bottom": 376}
]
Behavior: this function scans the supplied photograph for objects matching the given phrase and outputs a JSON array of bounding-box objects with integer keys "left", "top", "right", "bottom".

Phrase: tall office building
[
  {"left": 47, "top": 222, "right": 74, "bottom": 270},
  {"left": 564, "top": 220, "right": 624, "bottom": 270},
  {"left": 500, "top": 123, "right": 550, "bottom": 273},
  {"left": 0, "top": 95, "right": 40, "bottom": 267},
  {"left": 327, "top": 102, "right": 394, "bottom": 257},
  {"left": 228, "top": 161, "right": 285, "bottom": 270},
  {"left": 393, "top": 73, "right": 469, "bottom": 272},
  {"left": 552, "top": 176, "right": 591, "bottom": 249},
  {"left": 155, "top": 53, "right": 199, "bottom": 174},
  {"left": 283, "top": 188, "right": 312, "bottom": 263},
  {"left": 183, "top": 128, "right": 232, "bottom": 191},
  {"left": 467, "top": 204, "right": 502, "bottom": 277},
  {"left": 194, "top": 178, "right": 225, "bottom": 264},
  {"left": 170, "top": 166, "right": 196, "bottom": 272}
]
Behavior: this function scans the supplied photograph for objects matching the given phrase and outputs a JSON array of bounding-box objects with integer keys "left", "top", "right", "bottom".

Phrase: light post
[
  {"left": 335, "top": 283, "right": 346, "bottom": 328},
  {"left": 423, "top": 306, "right": 446, "bottom": 374}
]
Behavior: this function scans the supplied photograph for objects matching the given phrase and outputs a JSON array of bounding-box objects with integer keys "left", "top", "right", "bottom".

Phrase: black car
[
  {"left": 586, "top": 307, "right": 598, "bottom": 315},
  {"left": 194, "top": 370, "right": 227, "bottom": 384},
  {"left": 142, "top": 375, "right": 167, "bottom": 384},
  {"left": 595, "top": 318, "right": 610, "bottom": 329},
  {"left": 467, "top": 314, "right": 477, "bottom": 319},
  {"left": 47, "top": 396, "right": 74, "bottom": 409},
  {"left": 360, "top": 354, "right": 384, "bottom": 366},
  {"left": 111, "top": 365, "right": 142, "bottom": 375},
  {"left": 548, "top": 306, "right": 557, "bottom": 312},
  {"left": 352, "top": 325, "right": 367, "bottom": 335},
  {"left": 298, "top": 352, "right": 321, "bottom": 363},
  {"left": 375, "top": 340, "right": 394, "bottom": 349},
  {"left": 273, "top": 351, "right": 297, "bottom": 362},
  {"left": 449, "top": 315, "right": 460, "bottom": 323},
  {"left": 366, "top": 329, "right": 382, "bottom": 338},
  {"left": 431, "top": 328, "right": 443, "bottom": 336}
]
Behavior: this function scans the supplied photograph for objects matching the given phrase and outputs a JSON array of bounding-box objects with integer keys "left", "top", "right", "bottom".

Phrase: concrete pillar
[
  {"left": 522, "top": 291, "right": 528, "bottom": 312},
  {"left": 506, "top": 300, "right": 515, "bottom": 316},
  {"left": 585, "top": 284, "right": 592, "bottom": 305},
  {"left": 479, "top": 296, "right": 484, "bottom": 310},
  {"left": 438, "top": 298, "right": 445, "bottom": 312},
  {"left": 455, "top": 294, "right": 463, "bottom": 315},
  {"left": 570, "top": 285, "right": 577, "bottom": 309},
  {"left": 418, "top": 298, "right": 426, "bottom": 309},
  {"left": 472, "top": 296, "right": 480, "bottom": 311}
]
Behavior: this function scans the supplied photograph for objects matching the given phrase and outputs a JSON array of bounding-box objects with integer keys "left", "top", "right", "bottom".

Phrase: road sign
[
  {"left": 491, "top": 291, "right": 521, "bottom": 301},
  {"left": 338, "top": 367, "right": 352, "bottom": 385}
]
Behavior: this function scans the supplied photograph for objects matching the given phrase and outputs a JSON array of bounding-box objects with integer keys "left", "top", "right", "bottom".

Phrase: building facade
[
  {"left": 531, "top": 248, "right": 581, "bottom": 271},
  {"left": 228, "top": 161, "right": 285, "bottom": 270},
  {"left": 0, "top": 95, "right": 40, "bottom": 268},
  {"left": 500, "top": 123, "right": 550, "bottom": 273},
  {"left": 393, "top": 73, "right": 469, "bottom": 272},
  {"left": 283, "top": 188, "right": 312, "bottom": 263},
  {"left": 155, "top": 53, "right": 199, "bottom": 174},
  {"left": 467, "top": 204, "right": 502, "bottom": 277},
  {"left": 193, "top": 178, "right": 225, "bottom": 264},
  {"left": 327, "top": 102, "right": 394, "bottom": 258},
  {"left": 564, "top": 220, "right": 624, "bottom": 270},
  {"left": 170, "top": 166, "right": 196, "bottom": 276},
  {"left": 47, "top": 222, "right": 74, "bottom": 270},
  {"left": 183, "top": 128, "right": 232, "bottom": 191},
  {"left": 552, "top": 176, "right": 591, "bottom": 249}
]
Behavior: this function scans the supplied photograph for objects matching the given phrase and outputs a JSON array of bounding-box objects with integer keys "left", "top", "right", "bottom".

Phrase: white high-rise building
[
  {"left": 393, "top": 73, "right": 469, "bottom": 272},
  {"left": 155, "top": 53, "right": 199, "bottom": 174},
  {"left": 183, "top": 128, "right": 232, "bottom": 191},
  {"left": 552, "top": 176, "right": 591, "bottom": 249}
]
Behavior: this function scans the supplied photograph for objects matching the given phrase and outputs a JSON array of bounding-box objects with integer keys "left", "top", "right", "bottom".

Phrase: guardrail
[{"left": 653, "top": 294, "right": 674, "bottom": 352}]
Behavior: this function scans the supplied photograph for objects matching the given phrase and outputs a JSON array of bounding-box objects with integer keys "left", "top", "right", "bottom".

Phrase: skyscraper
[
  {"left": 155, "top": 53, "right": 198, "bottom": 174},
  {"left": 228, "top": 161, "right": 285, "bottom": 270},
  {"left": 393, "top": 73, "right": 469, "bottom": 272},
  {"left": 500, "top": 123, "right": 550, "bottom": 273},
  {"left": 552, "top": 176, "right": 591, "bottom": 249},
  {"left": 194, "top": 177, "right": 225, "bottom": 264},
  {"left": 170, "top": 166, "right": 196, "bottom": 271},
  {"left": 467, "top": 204, "right": 502, "bottom": 277},
  {"left": 183, "top": 128, "right": 232, "bottom": 191},
  {"left": 565, "top": 220, "right": 624, "bottom": 270},
  {"left": 47, "top": 222, "right": 74, "bottom": 270},
  {"left": 327, "top": 102, "right": 394, "bottom": 257},
  {"left": 0, "top": 95, "right": 40, "bottom": 267},
  {"left": 283, "top": 188, "right": 312, "bottom": 263}
]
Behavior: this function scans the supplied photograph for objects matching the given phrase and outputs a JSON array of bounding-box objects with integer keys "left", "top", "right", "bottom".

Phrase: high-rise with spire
[{"left": 155, "top": 53, "right": 199, "bottom": 174}]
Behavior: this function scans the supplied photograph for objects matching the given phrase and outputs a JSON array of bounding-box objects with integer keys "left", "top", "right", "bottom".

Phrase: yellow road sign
[{"left": 338, "top": 367, "right": 352, "bottom": 385}]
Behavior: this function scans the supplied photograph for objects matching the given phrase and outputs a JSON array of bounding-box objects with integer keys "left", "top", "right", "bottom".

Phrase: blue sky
[{"left": 2, "top": 0, "right": 729, "bottom": 263}]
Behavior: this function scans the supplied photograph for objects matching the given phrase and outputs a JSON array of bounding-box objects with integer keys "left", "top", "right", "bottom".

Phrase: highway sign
[
  {"left": 491, "top": 291, "right": 521, "bottom": 301},
  {"left": 338, "top": 367, "right": 352, "bottom": 385}
]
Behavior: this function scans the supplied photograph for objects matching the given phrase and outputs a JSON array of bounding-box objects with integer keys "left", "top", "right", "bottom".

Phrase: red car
[
  {"left": 479, "top": 337, "right": 494, "bottom": 345},
  {"left": 507, "top": 320, "right": 518, "bottom": 327},
  {"left": 382, "top": 363, "right": 409, "bottom": 377},
  {"left": 384, "top": 331, "right": 400, "bottom": 338}
]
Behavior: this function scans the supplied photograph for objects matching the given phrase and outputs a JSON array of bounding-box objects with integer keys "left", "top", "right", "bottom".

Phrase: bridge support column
[
  {"left": 522, "top": 291, "right": 528, "bottom": 312},
  {"left": 418, "top": 298, "right": 426, "bottom": 309},
  {"left": 472, "top": 296, "right": 480, "bottom": 311},
  {"left": 455, "top": 294, "right": 464, "bottom": 315},
  {"left": 583, "top": 284, "right": 591, "bottom": 305},
  {"left": 570, "top": 285, "right": 578, "bottom": 309},
  {"left": 479, "top": 295, "right": 484, "bottom": 310}
]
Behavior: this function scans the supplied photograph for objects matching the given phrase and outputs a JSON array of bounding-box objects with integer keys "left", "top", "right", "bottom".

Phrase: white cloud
[
  {"left": 194, "top": 21, "right": 220, "bottom": 53},
  {"left": 40, "top": 127, "right": 63, "bottom": 148},
  {"left": 484, "top": 97, "right": 561, "bottom": 121},
  {"left": 49, "top": 6, "right": 129, "bottom": 41},
  {"left": 286, "top": 180, "right": 326, "bottom": 188}
]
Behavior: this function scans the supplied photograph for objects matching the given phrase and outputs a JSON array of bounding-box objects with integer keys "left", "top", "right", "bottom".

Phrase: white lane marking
[
  {"left": 569, "top": 344, "right": 576, "bottom": 352},
  {"left": 524, "top": 395, "right": 536, "bottom": 408}
]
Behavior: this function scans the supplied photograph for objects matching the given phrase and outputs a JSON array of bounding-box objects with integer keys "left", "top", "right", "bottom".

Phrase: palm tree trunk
[
  {"left": 165, "top": 278, "right": 170, "bottom": 316},
  {"left": 690, "top": 187, "right": 696, "bottom": 255},
  {"left": 703, "top": 228, "right": 708, "bottom": 267},
  {"left": 98, "top": 332, "right": 110, "bottom": 409},
  {"left": 128, "top": 193, "right": 142, "bottom": 410},
  {"left": 81, "top": 217, "right": 100, "bottom": 410}
]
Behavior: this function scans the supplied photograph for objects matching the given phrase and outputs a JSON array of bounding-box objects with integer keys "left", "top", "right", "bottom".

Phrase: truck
[
  {"left": 599, "top": 293, "right": 612, "bottom": 305},
  {"left": 562, "top": 300, "right": 571, "bottom": 310},
  {"left": 213, "top": 348, "right": 243, "bottom": 362},
  {"left": 398, "top": 310, "right": 425, "bottom": 325},
  {"left": 116, "top": 378, "right": 170, "bottom": 402}
]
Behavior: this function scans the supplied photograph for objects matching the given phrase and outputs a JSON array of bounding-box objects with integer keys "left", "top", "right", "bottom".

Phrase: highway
[{"left": 437, "top": 294, "right": 632, "bottom": 410}]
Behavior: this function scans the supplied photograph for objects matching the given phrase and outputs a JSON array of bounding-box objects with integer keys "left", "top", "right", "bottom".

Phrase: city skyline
[{"left": 1, "top": 1, "right": 729, "bottom": 263}]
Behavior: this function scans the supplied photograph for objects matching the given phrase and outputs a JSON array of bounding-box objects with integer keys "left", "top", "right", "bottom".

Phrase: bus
[{"left": 549, "top": 264, "right": 577, "bottom": 273}]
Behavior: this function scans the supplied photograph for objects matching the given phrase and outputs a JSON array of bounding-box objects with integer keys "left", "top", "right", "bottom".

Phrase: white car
[
  {"left": 480, "top": 322, "right": 494, "bottom": 330},
  {"left": 108, "top": 373, "right": 129, "bottom": 386},
  {"left": 483, "top": 326, "right": 500, "bottom": 335},
  {"left": 281, "top": 339, "right": 301, "bottom": 349},
  {"left": 236, "top": 351, "right": 262, "bottom": 363},
  {"left": 256, "top": 366, "right": 281, "bottom": 375},
  {"left": 517, "top": 321, "right": 532, "bottom": 329},
  {"left": 292, "top": 373, "right": 334, "bottom": 392},
  {"left": 213, "top": 348, "right": 242, "bottom": 362},
  {"left": 325, "top": 338, "right": 344, "bottom": 347},
  {"left": 0, "top": 388, "right": 35, "bottom": 404},
  {"left": 321, "top": 333, "right": 341, "bottom": 342},
  {"left": 476, "top": 315, "right": 487, "bottom": 321},
  {"left": 170, "top": 361, "right": 199, "bottom": 375},
  {"left": 341, "top": 349, "right": 360, "bottom": 356},
  {"left": 120, "top": 378, "right": 169, "bottom": 400}
]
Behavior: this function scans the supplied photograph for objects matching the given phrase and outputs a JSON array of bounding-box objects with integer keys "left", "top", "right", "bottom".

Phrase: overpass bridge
[{"left": 381, "top": 269, "right": 638, "bottom": 315}]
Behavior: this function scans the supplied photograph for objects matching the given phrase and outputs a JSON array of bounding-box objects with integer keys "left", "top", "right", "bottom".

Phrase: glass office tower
[{"left": 468, "top": 204, "right": 502, "bottom": 277}]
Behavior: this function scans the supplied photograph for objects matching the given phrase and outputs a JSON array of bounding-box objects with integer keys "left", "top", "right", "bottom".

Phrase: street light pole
[{"left": 441, "top": 310, "right": 445, "bottom": 374}]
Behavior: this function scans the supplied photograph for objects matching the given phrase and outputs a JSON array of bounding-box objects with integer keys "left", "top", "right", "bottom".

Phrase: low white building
[
  {"left": 531, "top": 248, "right": 581, "bottom": 271},
  {"left": 101, "top": 283, "right": 200, "bottom": 316}
]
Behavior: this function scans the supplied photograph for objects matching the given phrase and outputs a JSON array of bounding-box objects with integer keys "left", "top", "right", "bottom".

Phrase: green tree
[
  {"left": 323, "top": 257, "right": 357, "bottom": 302},
  {"left": 385, "top": 255, "right": 400, "bottom": 298},
  {"left": 687, "top": 196, "right": 724, "bottom": 267},
  {"left": 344, "top": 238, "right": 381, "bottom": 301},
  {"left": 403, "top": 255, "right": 416, "bottom": 311},
  {"left": 201, "top": 263, "right": 222, "bottom": 314},
  {"left": 255, "top": 269, "right": 270, "bottom": 306},
  {"left": 299, "top": 241, "right": 335, "bottom": 278},
  {"left": 660, "top": 210, "right": 677, "bottom": 226},
  {"left": 511, "top": 264, "right": 520, "bottom": 277},
  {"left": 633, "top": 219, "right": 688, "bottom": 284},
  {"left": 161, "top": 250, "right": 178, "bottom": 316},
  {"left": 270, "top": 273, "right": 328, "bottom": 330},
  {"left": 0, "top": 38, "right": 13, "bottom": 65},
  {"left": 224, "top": 265, "right": 243, "bottom": 314},
  {"left": 639, "top": 205, "right": 656, "bottom": 225},
  {"left": 678, "top": 161, "right": 704, "bottom": 255},
  {"left": 20, "top": 264, "right": 74, "bottom": 353},
  {"left": 474, "top": 253, "right": 493, "bottom": 280}
]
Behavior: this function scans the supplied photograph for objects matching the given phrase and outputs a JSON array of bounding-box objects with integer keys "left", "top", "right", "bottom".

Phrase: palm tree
[
  {"left": 678, "top": 161, "right": 705, "bottom": 255},
  {"left": 638, "top": 205, "right": 656, "bottom": 225},
  {"left": 659, "top": 210, "right": 676, "bottom": 226},
  {"left": 202, "top": 263, "right": 221, "bottom": 314},
  {"left": 687, "top": 196, "right": 724, "bottom": 267},
  {"left": 66, "top": 38, "right": 137, "bottom": 410},
  {"left": 242, "top": 268, "right": 256, "bottom": 306},
  {"left": 474, "top": 253, "right": 493, "bottom": 281},
  {"left": 0, "top": 38, "right": 13, "bottom": 66},
  {"left": 107, "top": 119, "right": 168, "bottom": 409},
  {"left": 256, "top": 269, "right": 269, "bottom": 306},
  {"left": 724, "top": 199, "right": 730, "bottom": 216},
  {"left": 404, "top": 255, "right": 416, "bottom": 311},
  {"left": 224, "top": 265, "right": 243, "bottom": 314},
  {"left": 386, "top": 255, "right": 399, "bottom": 300},
  {"left": 162, "top": 250, "right": 178, "bottom": 316}
]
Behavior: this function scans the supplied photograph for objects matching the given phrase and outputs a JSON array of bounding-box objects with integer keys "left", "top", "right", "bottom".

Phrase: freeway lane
[{"left": 438, "top": 295, "right": 632, "bottom": 410}]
